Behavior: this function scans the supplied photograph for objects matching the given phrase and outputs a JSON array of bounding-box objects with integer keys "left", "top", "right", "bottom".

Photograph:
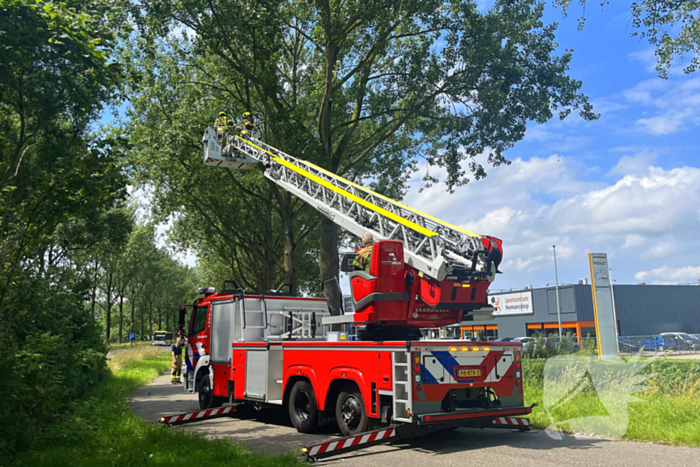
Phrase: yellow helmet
[
  {"left": 243, "top": 112, "right": 251, "bottom": 119},
  {"left": 219, "top": 111, "right": 226, "bottom": 116}
]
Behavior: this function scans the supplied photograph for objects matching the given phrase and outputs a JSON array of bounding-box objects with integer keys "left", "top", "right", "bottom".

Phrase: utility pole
[
  {"left": 609, "top": 267, "right": 620, "bottom": 354},
  {"left": 553, "top": 245, "right": 562, "bottom": 339}
]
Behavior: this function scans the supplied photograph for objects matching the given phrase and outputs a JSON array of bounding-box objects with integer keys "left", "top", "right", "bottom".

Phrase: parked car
[
  {"left": 618, "top": 336, "right": 641, "bottom": 353},
  {"left": 511, "top": 337, "right": 534, "bottom": 350},
  {"left": 551, "top": 337, "right": 581, "bottom": 352},
  {"left": 511, "top": 336, "right": 580, "bottom": 352},
  {"left": 640, "top": 334, "right": 676, "bottom": 351},
  {"left": 660, "top": 332, "right": 698, "bottom": 350},
  {"left": 493, "top": 337, "right": 515, "bottom": 342}
]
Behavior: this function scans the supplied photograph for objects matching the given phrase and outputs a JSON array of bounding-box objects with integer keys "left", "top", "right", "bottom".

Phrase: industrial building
[{"left": 454, "top": 282, "right": 700, "bottom": 341}]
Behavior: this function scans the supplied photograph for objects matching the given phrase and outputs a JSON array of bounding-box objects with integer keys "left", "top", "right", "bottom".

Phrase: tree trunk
[
  {"left": 130, "top": 295, "right": 135, "bottom": 333},
  {"left": 90, "top": 283, "right": 98, "bottom": 320},
  {"left": 149, "top": 302, "right": 153, "bottom": 337},
  {"left": 281, "top": 193, "right": 296, "bottom": 294},
  {"left": 140, "top": 301, "right": 145, "bottom": 341},
  {"left": 105, "top": 272, "right": 113, "bottom": 342},
  {"left": 106, "top": 301, "right": 112, "bottom": 342},
  {"left": 118, "top": 295, "right": 124, "bottom": 344},
  {"left": 319, "top": 215, "right": 341, "bottom": 320}
]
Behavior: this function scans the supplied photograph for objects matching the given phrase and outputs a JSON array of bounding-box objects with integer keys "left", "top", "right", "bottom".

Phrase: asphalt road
[{"left": 131, "top": 371, "right": 700, "bottom": 466}]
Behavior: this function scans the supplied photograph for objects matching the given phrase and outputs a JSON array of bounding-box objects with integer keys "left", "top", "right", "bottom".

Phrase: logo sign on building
[
  {"left": 589, "top": 253, "right": 617, "bottom": 360},
  {"left": 489, "top": 290, "right": 533, "bottom": 316}
]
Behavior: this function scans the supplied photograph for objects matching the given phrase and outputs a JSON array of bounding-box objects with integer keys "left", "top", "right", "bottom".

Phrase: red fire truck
[{"left": 167, "top": 130, "right": 532, "bottom": 458}]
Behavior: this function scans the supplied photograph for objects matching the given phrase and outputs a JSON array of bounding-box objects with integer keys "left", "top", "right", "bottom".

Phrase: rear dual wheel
[{"left": 335, "top": 387, "right": 368, "bottom": 436}]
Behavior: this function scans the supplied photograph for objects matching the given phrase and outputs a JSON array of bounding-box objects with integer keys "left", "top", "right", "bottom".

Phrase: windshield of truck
[{"left": 153, "top": 333, "right": 166, "bottom": 341}]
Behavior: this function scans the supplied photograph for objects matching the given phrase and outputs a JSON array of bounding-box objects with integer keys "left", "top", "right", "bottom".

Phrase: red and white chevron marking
[
  {"left": 493, "top": 417, "right": 529, "bottom": 426},
  {"left": 307, "top": 428, "right": 396, "bottom": 457},
  {"left": 160, "top": 406, "right": 235, "bottom": 424}
]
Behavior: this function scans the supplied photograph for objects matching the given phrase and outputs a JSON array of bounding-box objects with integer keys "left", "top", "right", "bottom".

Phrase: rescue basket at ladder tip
[{"left": 202, "top": 126, "right": 503, "bottom": 283}]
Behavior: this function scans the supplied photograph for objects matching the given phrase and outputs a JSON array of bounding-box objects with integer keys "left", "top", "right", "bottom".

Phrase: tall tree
[{"left": 124, "top": 0, "right": 596, "bottom": 295}]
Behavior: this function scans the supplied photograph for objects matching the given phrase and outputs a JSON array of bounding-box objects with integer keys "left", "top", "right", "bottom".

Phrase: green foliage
[
  {"left": 524, "top": 357, "right": 700, "bottom": 445},
  {"left": 8, "top": 349, "right": 305, "bottom": 467},
  {"left": 556, "top": 1, "right": 700, "bottom": 77},
  {"left": 0, "top": 0, "right": 139, "bottom": 459},
  {"left": 522, "top": 332, "right": 588, "bottom": 359},
  {"left": 0, "top": 276, "right": 107, "bottom": 459}
]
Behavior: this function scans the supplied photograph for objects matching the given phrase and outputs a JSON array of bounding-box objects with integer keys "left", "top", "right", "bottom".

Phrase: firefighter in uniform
[
  {"left": 353, "top": 232, "right": 374, "bottom": 272},
  {"left": 171, "top": 336, "right": 185, "bottom": 384},
  {"left": 236, "top": 112, "right": 256, "bottom": 138},
  {"left": 214, "top": 111, "right": 233, "bottom": 144}
]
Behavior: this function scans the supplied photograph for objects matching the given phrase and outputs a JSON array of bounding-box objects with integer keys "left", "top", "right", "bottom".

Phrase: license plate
[{"left": 458, "top": 368, "right": 481, "bottom": 378}]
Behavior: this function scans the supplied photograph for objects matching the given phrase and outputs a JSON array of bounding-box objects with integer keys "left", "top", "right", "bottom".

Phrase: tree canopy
[{"left": 123, "top": 0, "right": 597, "bottom": 298}]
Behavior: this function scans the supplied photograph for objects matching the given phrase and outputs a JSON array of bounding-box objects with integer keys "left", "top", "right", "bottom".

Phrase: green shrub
[{"left": 0, "top": 277, "right": 106, "bottom": 460}]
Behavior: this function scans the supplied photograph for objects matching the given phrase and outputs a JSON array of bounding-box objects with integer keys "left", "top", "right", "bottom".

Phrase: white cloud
[
  {"left": 607, "top": 150, "right": 656, "bottom": 176},
  {"left": 637, "top": 109, "right": 695, "bottom": 135},
  {"left": 619, "top": 76, "right": 700, "bottom": 135},
  {"left": 622, "top": 234, "right": 645, "bottom": 249},
  {"left": 405, "top": 155, "right": 700, "bottom": 288},
  {"left": 635, "top": 265, "right": 700, "bottom": 284}
]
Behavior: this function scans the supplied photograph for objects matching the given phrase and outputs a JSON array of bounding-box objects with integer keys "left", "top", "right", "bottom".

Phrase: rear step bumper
[
  {"left": 417, "top": 404, "right": 535, "bottom": 424},
  {"left": 303, "top": 404, "right": 536, "bottom": 460}
]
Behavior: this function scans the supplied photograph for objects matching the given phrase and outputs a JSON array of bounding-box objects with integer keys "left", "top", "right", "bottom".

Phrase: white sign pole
[
  {"left": 553, "top": 246, "right": 562, "bottom": 339},
  {"left": 588, "top": 253, "right": 618, "bottom": 360}
]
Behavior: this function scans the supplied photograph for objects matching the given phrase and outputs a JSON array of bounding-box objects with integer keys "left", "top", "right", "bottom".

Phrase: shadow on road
[{"left": 329, "top": 427, "right": 610, "bottom": 463}]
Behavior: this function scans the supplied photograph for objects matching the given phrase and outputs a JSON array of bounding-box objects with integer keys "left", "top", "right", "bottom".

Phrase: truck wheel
[
  {"left": 336, "top": 388, "right": 368, "bottom": 436},
  {"left": 289, "top": 380, "right": 318, "bottom": 433},
  {"left": 198, "top": 374, "right": 225, "bottom": 410}
]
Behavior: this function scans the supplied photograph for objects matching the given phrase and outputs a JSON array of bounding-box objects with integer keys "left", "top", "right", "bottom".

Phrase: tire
[
  {"left": 335, "top": 387, "right": 368, "bottom": 436},
  {"left": 198, "top": 374, "right": 226, "bottom": 410},
  {"left": 289, "top": 380, "right": 318, "bottom": 433}
]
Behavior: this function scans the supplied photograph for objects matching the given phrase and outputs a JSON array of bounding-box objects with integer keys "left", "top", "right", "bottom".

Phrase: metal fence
[
  {"left": 518, "top": 334, "right": 700, "bottom": 358},
  {"left": 617, "top": 334, "right": 700, "bottom": 357}
]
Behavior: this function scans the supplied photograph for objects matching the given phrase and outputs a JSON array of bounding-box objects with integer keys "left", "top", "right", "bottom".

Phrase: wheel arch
[
  {"left": 323, "top": 367, "right": 368, "bottom": 413},
  {"left": 324, "top": 378, "right": 362, "bottom": 415}
]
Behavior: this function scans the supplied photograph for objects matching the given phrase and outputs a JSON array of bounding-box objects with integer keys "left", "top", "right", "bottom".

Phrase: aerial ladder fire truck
[{"left": 161, "top": 128, "right": 533, "bottom": 461}]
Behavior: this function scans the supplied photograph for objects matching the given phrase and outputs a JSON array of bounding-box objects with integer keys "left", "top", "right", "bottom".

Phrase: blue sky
[{"left": 406, "top": 2, "right": 700, "bottom": 290}]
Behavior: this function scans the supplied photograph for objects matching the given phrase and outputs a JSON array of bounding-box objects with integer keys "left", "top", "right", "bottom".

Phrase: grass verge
[
  {"left": 107, "top": 341, "right": 153, "bottom": 351},
  {"left": 524, "top": 357, "right": 700, "bottom": 446},
  {"left": 11, "top": 348, "right": 304, "bottom": 467}
]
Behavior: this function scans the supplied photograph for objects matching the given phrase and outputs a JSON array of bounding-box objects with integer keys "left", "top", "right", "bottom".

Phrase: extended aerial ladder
[{"left": 203, "top": 127, "right": 502, "bottom": 284}]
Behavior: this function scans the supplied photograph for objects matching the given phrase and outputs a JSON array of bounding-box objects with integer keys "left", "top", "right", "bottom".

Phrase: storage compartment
[
  {"left": 245, "top": 351, "right": 268, "bottom": 399},
  {"left": 210, "top": 300, "right": 235, "bottom": 363}
]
